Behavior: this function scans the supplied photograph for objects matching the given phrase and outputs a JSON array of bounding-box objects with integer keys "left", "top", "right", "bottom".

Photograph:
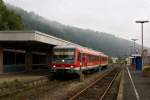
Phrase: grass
[
  {"left": 143, "top": 67, "right": 150, "bottom": 71},
  {"left": 0, "top": 79, "right": 23, "bottom": 88},
  {"left": 0, "top": 78, "right": 50, "bottom": 100}
]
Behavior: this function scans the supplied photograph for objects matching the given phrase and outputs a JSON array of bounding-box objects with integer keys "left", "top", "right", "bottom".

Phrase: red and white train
[{"left": 51, "top": 45, "right": 108, "bottom": 74}]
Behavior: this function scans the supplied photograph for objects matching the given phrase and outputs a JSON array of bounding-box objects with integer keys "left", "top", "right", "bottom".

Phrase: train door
[
  {"left": 81, "top": 54, "right": 85, "bottom": 67},
  {"left": 99, "top": 56, "right": 101, "bottom": 66},
  {"left": 79, "top": 53, "right": 85, "bottom": 81},
  {"left": 82, "top": 54, "right": 87, "bottom": 67}
]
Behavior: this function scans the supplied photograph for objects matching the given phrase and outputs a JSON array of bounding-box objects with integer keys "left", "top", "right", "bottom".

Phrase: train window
[
  {"left": 53, "top": 49, "right": 75, "bottom": 64},
  {"left": 96, "top": 56, "right": 99, "bottom": 61},
  {"left": 102, "top": 57, "right": 106, "bottom": 61},
  {"left": 54, "top": 51, "right": 74, "bottom": 60},
  {"left": 89, "top": 55, "right": 94, "bottom": 62},
  {"left": 89, "top": 55, "right": 91, "bottom": 62}
]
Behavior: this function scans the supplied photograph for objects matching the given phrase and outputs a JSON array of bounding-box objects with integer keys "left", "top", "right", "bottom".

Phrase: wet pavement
[{"left": 124, "top": 66, "right": 150, "bottom": 100}]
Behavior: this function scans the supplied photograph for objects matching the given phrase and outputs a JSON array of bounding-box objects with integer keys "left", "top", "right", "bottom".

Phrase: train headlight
[
  {"left": 53, "top": 65, "right": 56, "bottom": 68},
  {"left": 62, "top": 59, "right": 65, "bottom": 62},
  {"left": 80, "top": 62, "right": 82, "bottom": 65},
  {"left": 70, "top": 66, "right": 73, "bottom": 68}
]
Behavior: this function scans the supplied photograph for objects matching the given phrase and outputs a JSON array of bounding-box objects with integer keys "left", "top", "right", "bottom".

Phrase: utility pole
[{"left": 131, "top": 39, "right": 138, "bottom": 54}]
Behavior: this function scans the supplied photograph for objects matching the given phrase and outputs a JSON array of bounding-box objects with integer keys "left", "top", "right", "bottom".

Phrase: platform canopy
[
  {"left": 0, "top": 30, "right": 102, "bottom": 53},
  {"left": 0, "top": 31, "right": 78, "bottom": 51}
]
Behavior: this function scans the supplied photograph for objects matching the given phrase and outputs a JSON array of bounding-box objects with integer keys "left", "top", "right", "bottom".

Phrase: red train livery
[{"left": 51, "top": 45, "right": 108, "bottom": 74}]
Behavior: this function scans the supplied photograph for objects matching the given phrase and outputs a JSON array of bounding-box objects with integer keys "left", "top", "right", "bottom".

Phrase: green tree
[{"left": 0, "top": 0, "right": 24, "bottom": 30}]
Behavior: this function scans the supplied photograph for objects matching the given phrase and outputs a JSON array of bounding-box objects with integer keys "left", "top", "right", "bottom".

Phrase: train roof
[
  {"left": 54, "top": 45, "right": 77, "bottom": 49},
  {"left": 101, "top": 53, "right": 108, "bottom": 57},
  {"left": 54, "top": 45, "right": 108, "bottom": 57}
]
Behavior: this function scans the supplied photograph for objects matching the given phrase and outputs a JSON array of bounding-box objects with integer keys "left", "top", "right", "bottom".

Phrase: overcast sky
[{"left": 4, "top": 0, "right": 150, "bottom": 47}]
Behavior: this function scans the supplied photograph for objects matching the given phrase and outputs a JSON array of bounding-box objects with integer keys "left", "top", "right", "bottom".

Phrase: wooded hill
[{"left": 6, "top": 3, "right": 142, "bottom": 57}]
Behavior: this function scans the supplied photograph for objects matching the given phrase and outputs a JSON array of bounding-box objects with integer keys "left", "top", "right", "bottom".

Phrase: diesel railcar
[{"left": 50, "top": 45, "right": 108, "bottom": 75}]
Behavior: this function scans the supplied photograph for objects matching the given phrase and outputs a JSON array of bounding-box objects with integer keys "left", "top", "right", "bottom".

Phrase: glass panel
[
  {"left": 53, "top": 49, "right": 75, "bottom": 64},
  {"left": 16, "top": 52, "right": 25, "bottom": 64},
  {"left": 3, "top": 51, "right": 15, "bottom": 64}
]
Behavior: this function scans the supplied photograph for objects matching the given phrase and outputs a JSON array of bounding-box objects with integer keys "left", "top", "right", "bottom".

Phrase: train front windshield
[{"left": 53, "top": 49, "right": 75, "bottom": 64}]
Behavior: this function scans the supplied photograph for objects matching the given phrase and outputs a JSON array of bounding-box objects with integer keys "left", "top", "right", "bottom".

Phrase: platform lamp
[
  {"left": 136, "top": 20, "right": 149, "bottom": 71},
  {"left": 135, "top": 20, "right": 149, "bottom": 54}
]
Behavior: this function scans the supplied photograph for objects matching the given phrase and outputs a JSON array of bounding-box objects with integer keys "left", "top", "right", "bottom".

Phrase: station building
[{"left": 0, "top": 31, "right": 79, "bottom": 74}]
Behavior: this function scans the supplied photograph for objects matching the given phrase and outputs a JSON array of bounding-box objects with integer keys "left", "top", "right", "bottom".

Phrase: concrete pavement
[{"left": 124, "top": 66, "right": 150, "bottom": 100}]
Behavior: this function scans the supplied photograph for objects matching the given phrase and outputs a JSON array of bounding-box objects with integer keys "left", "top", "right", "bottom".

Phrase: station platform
[{"left": 124, "top": 66, "right": 150, "bottom": 100}]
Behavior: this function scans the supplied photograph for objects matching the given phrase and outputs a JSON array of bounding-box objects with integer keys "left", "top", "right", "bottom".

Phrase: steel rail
[
  {"left": 68, "top": 69, "right": 118, "bottom": 100},
  {"left": 99, "top": 71, "right": 119, "bottom": 100}
]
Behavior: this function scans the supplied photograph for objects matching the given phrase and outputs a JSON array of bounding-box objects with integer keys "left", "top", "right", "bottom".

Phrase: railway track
[{"left": 68, "top": 68, "right": 120, "bottom": 100}]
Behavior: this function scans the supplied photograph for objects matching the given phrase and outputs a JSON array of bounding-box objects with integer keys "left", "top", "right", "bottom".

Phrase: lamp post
[
  {"left": 131, "top": 39, "right": 138, "bottom": 54},
  {"left": 136, "top": 20, "right": 149, "bottom": 71},
  {"left": 135, "top": 20, "right": 149, "bottom": 53}
]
